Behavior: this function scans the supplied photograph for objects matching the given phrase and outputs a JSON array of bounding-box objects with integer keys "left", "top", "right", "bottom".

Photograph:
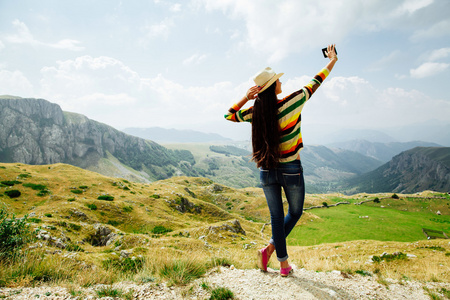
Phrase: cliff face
[
  {"left": 383, "top": 147, "right": 450, "bottom": 192},
  {"left": 345, "top": 147, "right": 450, "bottom": 193},
  {"left": 0, "top": 97, "right": 196, "bottom": 181}
]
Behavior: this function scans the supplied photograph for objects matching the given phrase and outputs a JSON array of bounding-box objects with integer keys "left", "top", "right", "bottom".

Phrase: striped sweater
[{"left": 224, "top": 67, "right": 330, "bottom": 163}]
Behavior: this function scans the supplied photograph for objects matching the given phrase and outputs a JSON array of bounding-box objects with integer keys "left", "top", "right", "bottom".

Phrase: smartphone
[{"left": 322, "top": 47, "right": 337, "bottom": 58}]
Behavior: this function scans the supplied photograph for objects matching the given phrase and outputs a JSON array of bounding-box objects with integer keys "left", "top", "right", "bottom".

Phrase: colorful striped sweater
[{"left": 224, "top": 67, "right": 330, "bottom": 163}]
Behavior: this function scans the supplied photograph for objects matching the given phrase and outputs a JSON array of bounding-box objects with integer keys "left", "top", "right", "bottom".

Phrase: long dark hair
[{"left": 251, "top": 82, "right": 280, "bottom": 169}]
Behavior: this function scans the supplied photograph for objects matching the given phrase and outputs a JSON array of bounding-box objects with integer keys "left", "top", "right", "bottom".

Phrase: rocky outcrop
[
  {"left": 344, "top": 147, "right": 450, "bottom": 193},
  {"left": 0, "top": 97, "right": 196, "bottom": 180}
]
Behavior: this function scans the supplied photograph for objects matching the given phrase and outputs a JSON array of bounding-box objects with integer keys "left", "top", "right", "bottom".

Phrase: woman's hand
[
  {"left": 326, "top": 44, "right": 337, "bottom": 61},
  {"left": 246, "top": 86, "right": 261, "bottom": 100}
]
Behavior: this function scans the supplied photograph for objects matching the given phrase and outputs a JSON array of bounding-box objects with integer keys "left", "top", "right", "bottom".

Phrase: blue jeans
[{"left": 260, "top": 160, "right": 305, "bottom": 262}]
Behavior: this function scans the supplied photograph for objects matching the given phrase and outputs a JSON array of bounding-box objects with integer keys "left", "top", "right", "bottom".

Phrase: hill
[
  {"left": 342, "top": 147, "right": 450, "bottom": 194},
  {"left": 0, "top": 97, "right": 198, "bottom": 182},
  {"left": 0, "top": 163, "right": 449, "bottom": 298},
  {"left": 172, "top": 143, "right": 383, "bottom": 192},
  {"left": 327, "top": 139, "right": 441, "bottom": 162}
]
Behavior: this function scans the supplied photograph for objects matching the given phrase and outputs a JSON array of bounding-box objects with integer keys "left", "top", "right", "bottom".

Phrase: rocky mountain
[
  {"left": 0, "top": 97, "right": 197, "bottom": 182},
  {"left": 123, "top": 127, "right": 231, "bottom": 143},
  {"left": 327, "top": 139, "right": 441, "bottom": 162},
  {"left": 342, "top": 147, "right": 450, "bottom": 194}
]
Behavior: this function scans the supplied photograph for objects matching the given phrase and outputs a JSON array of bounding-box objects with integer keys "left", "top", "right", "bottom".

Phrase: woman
[{"left": 224, "top": 45, "right": 338, "bottom": 276}]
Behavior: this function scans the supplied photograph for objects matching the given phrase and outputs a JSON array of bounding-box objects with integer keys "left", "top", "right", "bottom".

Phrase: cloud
[
  {"left": 196, "top": 0, "right": 428, "bottom": 62},
  {"left": 410, "top": 62, "right": 450, "bottom": 78},
  {"left": 5, "top": 19, "right": 84, "bottom": 51},
  {"left": 0, "top": 40, "right": 5, "bottom": 51},
  {"left": 183, "top": 53, "right": 209, "bottom": 65},
  {"left": 142, "top": 18, "right": 174, "bottom": 40},
  {"left": 0, "top": 70, "right": 34, "bottom": 96},
  {"left": 410, "top": 19, "right": 450, "bottom": 42},
  {"left": 301, "top": 76, "right": 450, "bottom": 129},
  {"left": 427, "top": 47, "right": 450, "bottom": 61}
]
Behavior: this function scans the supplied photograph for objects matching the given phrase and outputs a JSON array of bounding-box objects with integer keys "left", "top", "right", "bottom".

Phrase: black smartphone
[{"left": 322, "top": 47, "right": 337, "bottom": 58}]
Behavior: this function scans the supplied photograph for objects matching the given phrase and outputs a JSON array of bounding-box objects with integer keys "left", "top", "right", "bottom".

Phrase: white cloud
[
  {"left": 0, "top": 40, "right": 5, "bottom": 51},
  {"left": 142, "top": 18, "right": 174, "bottom": 40},
  {"left": 5, "top": 19, "right": 84, "bottom": 51},
  {"left": 410, "top": 19, "right": 450, "bottom": 42},
  {"left": 170, "top": 3, "right": 182, "bottom": 12},
  {"left": 301, "top": 76, "right": 450, "bottom": 129},
  {"left": 196, "top": 0, "right": 432, "bottom": 62},
  {"left": 183, "top": 53, "right": 209, "bottom": 65},
  {"left": 0, "top": 70, "right": 34, "bottom": 96},
  {"left": 410, "top": 62, "right": 449, "bottom": 78},
  {"left": 393, "top": 0, "right": 434, "bottom": 15},
  {"left": 427, "top": 47, "right": 450, "bottom": 61}
]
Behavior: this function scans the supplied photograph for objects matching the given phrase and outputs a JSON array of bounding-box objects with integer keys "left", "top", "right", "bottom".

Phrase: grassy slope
[{"left": 1, "top": 162, "right": 449, "bottom": 285}]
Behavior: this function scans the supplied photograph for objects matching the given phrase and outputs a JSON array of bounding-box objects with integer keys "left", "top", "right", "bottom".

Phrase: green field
[{"left": 290, "top": 199, "right": 450, "bottom": 246}]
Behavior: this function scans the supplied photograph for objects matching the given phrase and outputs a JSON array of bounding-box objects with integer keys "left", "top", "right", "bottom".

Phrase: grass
[
  {"left": 0, "top": 162, "right": 449, "bottom": 291},
  {"left": 289, "top": 202, "right": 450, "bottom": 246},
  {"left": 158, "top": 258, "right": 207, "bottom": 285}
]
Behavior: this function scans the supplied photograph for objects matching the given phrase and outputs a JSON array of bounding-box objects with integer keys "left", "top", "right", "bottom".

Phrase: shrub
[
  {"left": 0, "top": 207, "right": 33, "bottom": 260},
  {"left": 22, "top": 183, "right": 47, "bottom": 191},
  {"left": 98, "top": 195, "right": 114, "bottom": 201},
  {"left": 322, "top": 202, "right": 329, "bottom": 207},
  {"left": 107, "top": 220, "right": 121, "bottom": 226},
  {"left": 152, "top": 226, "right": 172, "bottom": 235},
  {"left": 70, "top": 189, "right": 83, "bottom": 194},
  {"left": 1, "top": 180, "right": 21, "bottom": 186},
  {"left": 209, "top": 287, "right": 234, "bottom": 300},
  {"left": 44, "top": 213, "right": 52, "bottom": 218},
  {"left": 373, "top": 198, "right": 380, "bottom": 203},
  {"left": 5, "top": 190, "right": 21, "bottom": 198},
  {"left": 79, "top": 186, "right": 88, "bottom": 189},
  {"left": 392, "top": 194, "right": 399, "bottom": 199},
  {"left": 86, "top": 203, "right": 97, "bottom": 210},
  {"left": 37, "top": 190, "right": 51, "bottom": 197},
  {"left": 122, "top": 206, "right": 133, "bottom": 213}
]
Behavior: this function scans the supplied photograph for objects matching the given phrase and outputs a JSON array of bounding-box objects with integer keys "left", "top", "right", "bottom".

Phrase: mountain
[
  {"left": 327, "top": 139, "right": 441, "bottom": 162},
  {"left": 343, "top": 147, "right": 450, "bottom": 194},
  {"left": 167, "top": 143, "right": 383, "bottom": 192},
  {"left": 123, "top": 127, "right": 231, "bottom": 143},
  {"left": 0, "top": 97, "right": 198, "bottom": 182}
]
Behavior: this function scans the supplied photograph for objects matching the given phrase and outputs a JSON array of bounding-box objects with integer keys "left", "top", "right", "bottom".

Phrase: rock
[
  {"left": 121, "top": 250, "right": 132, "bottom": 258},
  {"left": 436, "top": 210, "right": 441, "bottom": 215},
  {"left": 208, "top": 219, "right": 246, "bottom": 236},
  {"left": 87, "top": 224, "right": 115, "bottom": 246}
]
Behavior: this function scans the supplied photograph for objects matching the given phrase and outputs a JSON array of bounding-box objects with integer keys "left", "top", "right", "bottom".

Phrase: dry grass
[{"left": 1, "top": 162, "right": 449, "bottom": 289}]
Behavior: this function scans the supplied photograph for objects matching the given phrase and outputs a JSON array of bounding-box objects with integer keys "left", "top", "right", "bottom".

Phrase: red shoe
[
  {"left": 257, "top": 248, "right": 268, "bottom": 272},
  {"left": 280, "top": 265, "right": 292, "bottom": 277}
]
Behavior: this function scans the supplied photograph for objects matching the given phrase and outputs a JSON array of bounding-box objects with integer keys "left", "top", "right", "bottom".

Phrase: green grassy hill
[{"left": 1, "top": 162, "right": 449, "bottom": 289}]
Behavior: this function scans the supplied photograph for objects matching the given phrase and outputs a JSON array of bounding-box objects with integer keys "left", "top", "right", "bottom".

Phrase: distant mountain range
[
  {"left": 1, "top": 96, "right": 448, "bottom": 193},
  {"left": 123, "top": 127, "right": 231, "bottom": 143},
  {"left": 327, "top": 139, "right": 441, "bottom": 162},
  {"left": 342, "top": 147, "right": 450, "bottom": 194}
]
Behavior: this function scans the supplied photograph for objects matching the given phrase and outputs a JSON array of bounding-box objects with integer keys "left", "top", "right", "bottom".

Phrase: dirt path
[{"left": 1, "top": 265, "right": 448, "bottom": 299}]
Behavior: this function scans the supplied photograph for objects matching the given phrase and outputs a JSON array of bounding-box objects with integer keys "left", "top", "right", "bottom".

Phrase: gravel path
[{"left": 1, "top": 265, "right": 448, "bottom": 299}]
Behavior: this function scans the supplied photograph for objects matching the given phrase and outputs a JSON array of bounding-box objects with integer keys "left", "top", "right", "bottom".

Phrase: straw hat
[{"left": 253, "top": 67, "right": 284, "bottom": 93}]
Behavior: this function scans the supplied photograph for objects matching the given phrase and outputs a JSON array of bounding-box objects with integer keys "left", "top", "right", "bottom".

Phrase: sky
[{"left": 1, "top": 0, "right": 449, "bottom": 143}]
